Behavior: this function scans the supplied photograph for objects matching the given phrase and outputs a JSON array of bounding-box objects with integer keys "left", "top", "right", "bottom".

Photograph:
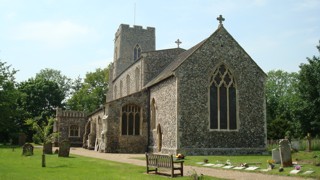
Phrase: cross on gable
[
  {"left": 175, "top": 39, "right": 182, "bottom": 48},
  {"left": 217, "top": 15, "right": 225, "bottom": 25}
]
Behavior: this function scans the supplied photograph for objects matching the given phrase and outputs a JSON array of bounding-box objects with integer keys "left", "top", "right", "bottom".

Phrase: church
[{"left": 55, "top": 15, "right": 267, "bottom": 155}]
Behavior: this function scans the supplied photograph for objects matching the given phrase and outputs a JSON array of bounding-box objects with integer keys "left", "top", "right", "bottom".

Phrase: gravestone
[
  {"left": 43, "top": 142, "right": 53, "bottom": 154},
  {"left": 291, "top": 140, "right": 300, "bottom": 151},
  {"left": 306, "top": 133, "right": 312, "bottom": 152},
  {"left": 22, "top": 143, "right": 34, "bottom": 156},
  {"left": 58, "top": 140, "right": 70, "bottom": 157},
  {"left": 272, "top": 148, "right": 281, "bottom": 164},
  {"left": 279, "top": 139, "right": 292, "bottom": 167}
]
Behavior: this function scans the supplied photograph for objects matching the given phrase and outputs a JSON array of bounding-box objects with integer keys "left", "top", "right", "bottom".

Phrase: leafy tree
[
  {"left": 17, "top": 78, "right": 64, "bottom": 141},
  {"left": 35, "top": 68, "right": 72, "bottom": 100},
  {"left": 298, "top": 41, "right": 320, "bottom": 136},
  {"left": 25, "top": 117, "right": 59, "bottom": 167},
  {"left": 0, "top": 60, "right": 21, "bottom": 142},
  {"left": 67, "top": 67, "right": 109, "bottom": 113},
  {"left": 266, "top": 70, "right": 301, "bottom": 139}
]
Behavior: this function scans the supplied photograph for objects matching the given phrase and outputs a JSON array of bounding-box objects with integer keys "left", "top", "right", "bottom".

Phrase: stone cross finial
[
  {"left": 217, "top": 15, "right": 225, "bottom": 25},
  {"left": 175, "top": 39, "right": 182, "bottom": 48}
]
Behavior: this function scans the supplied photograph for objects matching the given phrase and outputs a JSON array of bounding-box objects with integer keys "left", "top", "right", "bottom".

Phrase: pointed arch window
[
  {"left": 134, "top": 44, "right": 141, "bottom": 61},
  {"left": 121, "top": 104, "right": 141, "bottom": 135},
  {"left": 151, "top": 98, "right": 156, "bottom": 130},
  {"left": 209, "top": 64, "right": 237, "bottom": 130}
]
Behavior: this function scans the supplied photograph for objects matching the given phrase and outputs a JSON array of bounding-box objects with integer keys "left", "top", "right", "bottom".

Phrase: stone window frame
[
  {"left": 120, "top": 104, "right": 142, "bottom": 136},
  {"left": 69, "top": 125, "right": 80, "bottom": 137},
  {"left": 208, "top": 63, "right": 239, "bottom": 131},
  {"left": 133, "top": 44, "right": 141, "bottom": 61},
  {"left": 150, "top": 98, "right": 157, "bottom": 130}
]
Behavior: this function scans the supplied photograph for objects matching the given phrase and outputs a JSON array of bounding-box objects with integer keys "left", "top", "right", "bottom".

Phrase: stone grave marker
[
  {"left": 22, "top": 143, "right": 34, "bottom": 156},
  {"left": 306, "top": 133, "right": 312, "bottom": 152},
  {"left": 272, "top": 148, "right": 281, "bottom": 164},
  {"left": 58, "top": 140, "right": 70, "bottom": 157},
  {"left": 279, "top": 139, "right": 292, "bottom": 167},
  {"left": 43, "top": 142, "right": 53, "bottom": 154},
  {"left": 291, "top": 140, "right": 300, "bottom": 151}
]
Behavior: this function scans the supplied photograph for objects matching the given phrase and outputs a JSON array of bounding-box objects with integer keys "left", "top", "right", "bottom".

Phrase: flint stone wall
[
  {"left": 175, "top": 27, "right": 267, "bottom": 155},
  {"left": 105, "top": 91, "right": 148, "bottom": 153},
  {"left": 55, "top": 109, "right": 87, "bottom": 147},
  {"left": 149, "top": 77, "right": 177, "bottom": 155}
]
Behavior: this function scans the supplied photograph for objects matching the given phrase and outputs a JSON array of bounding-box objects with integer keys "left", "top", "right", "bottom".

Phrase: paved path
[{"left": 69, "top": 148, "right": 312, "bottom": 180}]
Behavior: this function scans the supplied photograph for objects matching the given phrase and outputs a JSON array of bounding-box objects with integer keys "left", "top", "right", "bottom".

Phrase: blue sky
[{"left": 0, "top": 0, "right": 319, "bottom": 82}]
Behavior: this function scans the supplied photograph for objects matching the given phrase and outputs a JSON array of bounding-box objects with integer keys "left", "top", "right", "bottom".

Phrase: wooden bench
[{"left": 145, "top": 153, "right": 184, "bottom": 178}]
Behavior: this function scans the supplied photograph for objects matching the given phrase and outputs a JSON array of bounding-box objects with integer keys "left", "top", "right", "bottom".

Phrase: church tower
[{"left": 113, "top": 24, "right": 155, "bottom": 79}]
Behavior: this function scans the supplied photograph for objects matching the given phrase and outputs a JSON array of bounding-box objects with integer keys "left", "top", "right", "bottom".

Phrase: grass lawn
[
  {"left": 181, "top": 151, "right": 320, "bottom": 179},
  {"left": 0, "top": 146, "right": 219, "bottom": 180}
]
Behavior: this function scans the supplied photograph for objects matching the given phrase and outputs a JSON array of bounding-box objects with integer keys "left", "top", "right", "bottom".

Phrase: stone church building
[{"left": 55, "top": 16, "right": 267, "bottom": 155}]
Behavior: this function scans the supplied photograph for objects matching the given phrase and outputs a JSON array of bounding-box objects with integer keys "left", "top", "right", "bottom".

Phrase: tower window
[{"left": 134, "top": 44, "right": 141, "bottom": 61}]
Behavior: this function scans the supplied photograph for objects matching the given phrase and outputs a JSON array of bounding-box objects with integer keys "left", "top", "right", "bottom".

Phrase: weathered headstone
[
  {"left": 272, "top": 148, "right": 281, "bottom": 164},
  {"left": 43, "top": 142, "right": 53, "bottom": 154},
  {"left": 279, "top": 139, "right": 292, "bottom": 167},
  {"left": 291, "top": 140, "right": 300, "bottom": 151},
  {"left": 22, "top": 143, "right": 34, "bottom": 156},
  {"left": 58, "top": 140, "right": 70, "bottom": 157}
]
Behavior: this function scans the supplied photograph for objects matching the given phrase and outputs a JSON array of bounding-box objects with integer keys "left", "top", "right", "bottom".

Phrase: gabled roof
[
  {"left": 144, "top": 38, "right": 207, "bottom": 88},
  {"left": 144, "top": 25, "right": 266, "bottom": 88}
]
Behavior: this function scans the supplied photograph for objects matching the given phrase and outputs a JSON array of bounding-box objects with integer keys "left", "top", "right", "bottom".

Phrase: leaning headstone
[
  {"left": 272, "top": 148, "right": 281, "bottom": 164},
  {"left": 58, "top": 140, "right": 70, "bottom": 157},
  {"left": 22, "top": 143, "right": 34, "bottom": 156},
  {"left": 43, "top": 142, "right": 53, "bottom": 154},
  {"left": 279, "top": 139, "right": 292, "bottom": 167}
]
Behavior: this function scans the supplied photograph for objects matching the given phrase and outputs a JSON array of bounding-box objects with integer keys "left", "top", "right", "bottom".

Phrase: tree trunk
[{"left": 42, "top": 149, "right": 46, "bottom": 167}]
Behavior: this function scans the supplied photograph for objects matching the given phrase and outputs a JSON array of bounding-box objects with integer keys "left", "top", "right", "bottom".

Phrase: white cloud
[{"left": 12, "top": 20, "right": 91, "bottom": 47}]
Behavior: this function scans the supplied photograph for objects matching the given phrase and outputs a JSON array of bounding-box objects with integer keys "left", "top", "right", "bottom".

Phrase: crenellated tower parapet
[{"left": 112, "top": 24, "right": 155, "bottom": 79}]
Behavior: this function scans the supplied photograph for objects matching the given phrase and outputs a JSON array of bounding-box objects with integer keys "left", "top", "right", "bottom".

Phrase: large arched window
[
  {"left": 69, "top": 125, "right": 80, "bottom": 137},
  {"left": 209, "top": 64, "right": 237, "bottom": 130},
  {"left": 121, "top": 104, "right": 141, "bottom": 135},
  {"left": 151, "top": 98, "right": 156, "bottom": 130},
  {"left": 133, "top": 44, "right": 141, "bottom": 61},
  {"left": 135, "top": 67, "right": 140, "bottom": 91}
]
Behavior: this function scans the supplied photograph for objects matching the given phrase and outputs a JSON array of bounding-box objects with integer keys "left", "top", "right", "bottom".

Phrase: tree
[
  {"left": 25, "top": 117, "right": 58, "bottom": 167},
  {"left": 298, "top": 41, "right": 320, "bottom": 136},
  {"left": 35, "top": 68, "right": 72, "bottom": 100},
  {"left": 265, "top": 70, "right": 301, "bottom": 139},
  {"left": 0, "top": 60, "right": 21, "bottom": 142},
  {"left": 67, "top": 67, "right": 109, "bottom": 113},
  {"left": 17, "top": 78, "right": 64, "bottom": 141}
]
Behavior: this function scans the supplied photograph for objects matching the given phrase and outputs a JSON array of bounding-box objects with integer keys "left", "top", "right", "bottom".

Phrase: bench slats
[{"left": 146, "top": 153, "right": 184, "bottom": 177}]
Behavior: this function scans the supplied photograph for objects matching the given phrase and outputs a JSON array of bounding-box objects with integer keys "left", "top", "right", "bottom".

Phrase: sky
[{"left": 0, "top": 0, "right": 319, "bottom": 82}]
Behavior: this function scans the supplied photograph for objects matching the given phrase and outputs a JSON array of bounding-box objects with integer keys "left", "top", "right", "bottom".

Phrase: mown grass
[
  {"left": 181, "top": 151, "right": 320, "bottom": 179},
  {"left": 0, "top": 146, "right": 219, "bottom": 180}
]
